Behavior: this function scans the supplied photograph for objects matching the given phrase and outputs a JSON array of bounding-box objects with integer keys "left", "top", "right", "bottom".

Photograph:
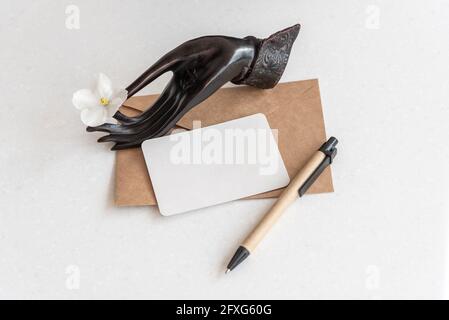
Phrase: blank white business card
[{"left": 141, "top": 113, "right": 290, "bottom": 216}]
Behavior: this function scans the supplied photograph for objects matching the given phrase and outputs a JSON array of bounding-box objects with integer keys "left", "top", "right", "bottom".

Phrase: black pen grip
[{"left": 298, "top": 137, "right": 338, "bottom": 197}]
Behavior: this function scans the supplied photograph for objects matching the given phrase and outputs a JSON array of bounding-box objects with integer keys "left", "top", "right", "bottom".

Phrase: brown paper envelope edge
[{"left": 115, "top": 79, "right": 333, "bottom": 207}]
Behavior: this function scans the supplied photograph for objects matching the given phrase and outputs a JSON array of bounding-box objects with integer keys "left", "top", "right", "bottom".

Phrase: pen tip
[{"left": 225, "top": 268, "right": 231, "bottom": 274}]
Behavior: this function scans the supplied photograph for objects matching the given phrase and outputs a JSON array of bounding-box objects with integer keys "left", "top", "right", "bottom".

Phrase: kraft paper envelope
[{"left": 115, "top": 79, "right": 333, "bottom": 207}]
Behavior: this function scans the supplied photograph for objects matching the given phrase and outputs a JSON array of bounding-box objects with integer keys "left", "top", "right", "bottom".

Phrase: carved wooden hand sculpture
[{"left": 87, "top": 24, "right": 301, "bottom": 150}]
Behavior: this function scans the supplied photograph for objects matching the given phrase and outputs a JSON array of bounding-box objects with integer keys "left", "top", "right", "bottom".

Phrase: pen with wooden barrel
[{"left": 225, "top": 137, "right": 339, "bottom": 273}]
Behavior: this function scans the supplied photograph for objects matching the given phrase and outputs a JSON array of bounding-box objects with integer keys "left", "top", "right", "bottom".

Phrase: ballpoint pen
[{"left": 226, "top": 137, "right": 338, "bottom": 273}]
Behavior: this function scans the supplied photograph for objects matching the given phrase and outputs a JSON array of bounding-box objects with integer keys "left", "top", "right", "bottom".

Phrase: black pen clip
[{"left": 298, "top": 137, "right": 338, "bottom": 197}]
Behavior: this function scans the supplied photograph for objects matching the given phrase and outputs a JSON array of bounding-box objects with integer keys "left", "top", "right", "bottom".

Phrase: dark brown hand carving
[{"left": 87, "top": 24, "right": 301, "bottom": 150}]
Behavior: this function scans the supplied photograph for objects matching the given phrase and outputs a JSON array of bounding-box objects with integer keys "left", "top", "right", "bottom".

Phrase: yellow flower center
[{"left": 100, "top": 97, "right": 110, "bottom": 106}]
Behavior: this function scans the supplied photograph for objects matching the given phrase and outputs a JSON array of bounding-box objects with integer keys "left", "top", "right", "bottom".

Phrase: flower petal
[
  {"left": 106, "top": 103, "right": 121, "bottom": 120},
  {"left": 72, "top": 89, "right": 98, "bottom": 110},
  {"left": 80, "top": 106, "right": 107, "bottom": 127},
  {"left": 113, "top": 89, "right": 128, "bottom": 104},
  {"left": 96, "top": 73, "right": 113, "bottom": 99},
  {"left": 106, "top": 89, "right": 128, "bottom": 119}
]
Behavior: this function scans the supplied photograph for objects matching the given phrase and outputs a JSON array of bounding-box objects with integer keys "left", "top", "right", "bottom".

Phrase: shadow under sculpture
[{"left": 87, "top": 24, "right": 301, "bottom": 150}]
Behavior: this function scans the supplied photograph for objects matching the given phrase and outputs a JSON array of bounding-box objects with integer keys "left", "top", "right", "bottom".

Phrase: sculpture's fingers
[
  {"left": 125, "top": 52, "right": 178, "bottom": 98},
  {"left": 113, "top": 110, "right": 138, "bottom": 124},
  {"left": 96, "top": 129, "right": 141, "bottom": 143},
  {"left": 118, "top": 78, "right": 178, "bottom": 131},
  {"left": 96, "top": 132, "right": 129, "bottom": 143},
  {"left": 97, "top": 135, "right": 117, "bottom": 143},
  {"left": 111, "top": 142, "right": 140, "bottom": 151},
  {"left": 110, "top": 47, "right": 180, "bottom": 124},
  {"left": 149, "top": 96, "right": 185, "bottom": 138},
  {"left": 86, "top": 123, "right": 120, "bottom": 133},
  {"left": 138, "top": 93, "right": 182, "bottom": 139},
  {"left": 109, "top": 94, "right": 183, "bottom": 149},
  {"left": 134, "top": 78, "right": 178, "bottom": 125},
  {"left": 96, "top": 92, "right": 179, "bottom": 144},
  {"left": 87, "top": 123, "right": 136, "bottom": 136},
  {"left": 111, "top": 140, "right": 144, "bottom": 150},
  {"left": 148, "top": 86, "right": 202, "bottom": 138},
  {"left": 106, "top": 78, "right": 177, "bottom": 137}
]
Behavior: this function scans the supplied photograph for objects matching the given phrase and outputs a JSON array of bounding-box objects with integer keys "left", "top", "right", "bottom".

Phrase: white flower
[{"left": 72, "top": 73, "right": 127, "bottom": 127}]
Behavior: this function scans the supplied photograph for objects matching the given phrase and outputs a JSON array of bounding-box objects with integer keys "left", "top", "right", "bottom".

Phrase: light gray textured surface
[{"left": 0, "top": 0, "right": 448, "bottom": 299}]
